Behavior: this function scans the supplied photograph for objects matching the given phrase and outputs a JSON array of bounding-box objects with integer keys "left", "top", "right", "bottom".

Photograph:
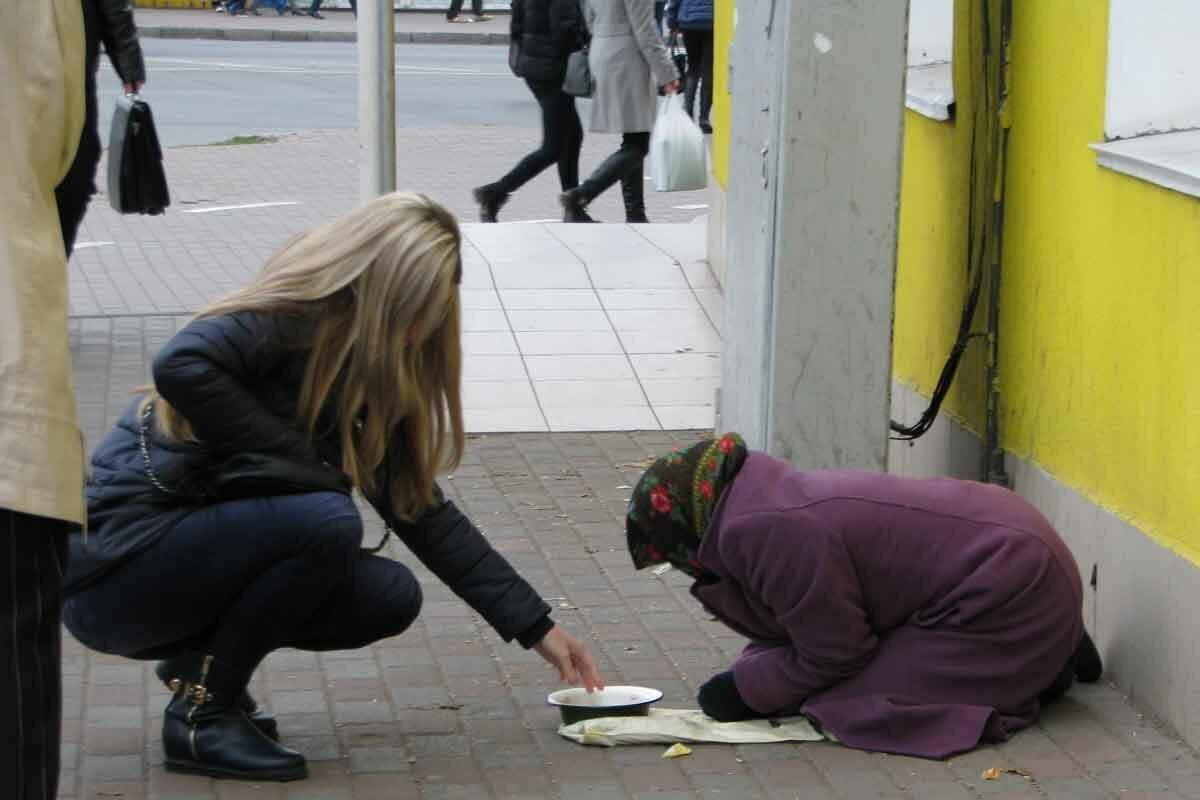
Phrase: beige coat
[
  {"left": 585, "top": 0, "right": 677, "bottom": 133},
  {"left": 0, "top": 0, "right": 87, "bottom": 524}
]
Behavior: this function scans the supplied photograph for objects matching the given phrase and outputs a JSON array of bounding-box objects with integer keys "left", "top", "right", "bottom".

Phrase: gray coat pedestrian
[{"left": 585, "top": 0, "right": 677, "bottom": 133}]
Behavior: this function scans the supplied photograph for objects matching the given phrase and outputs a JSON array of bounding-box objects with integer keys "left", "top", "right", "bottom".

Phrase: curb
[{"left": 138, "top": 25, "right": 508, "bottom": 44}]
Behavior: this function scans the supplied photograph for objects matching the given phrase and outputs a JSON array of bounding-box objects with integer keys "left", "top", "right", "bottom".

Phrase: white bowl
[{"left": 547, "top": 685, "right": 663, "bottom": 724}]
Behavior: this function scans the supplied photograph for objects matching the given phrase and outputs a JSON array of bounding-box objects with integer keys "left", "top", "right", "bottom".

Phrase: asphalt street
[{"left": 97, "top": 39, "right": 544, "bottom": 146}]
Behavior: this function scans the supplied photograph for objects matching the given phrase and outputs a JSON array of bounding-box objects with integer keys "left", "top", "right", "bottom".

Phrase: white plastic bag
[
  {"left": 558, "top": 708, "right": 824, "bottom": 747},
  {"left": 650, "top": 95, "right": 708, "bottom": 192}
]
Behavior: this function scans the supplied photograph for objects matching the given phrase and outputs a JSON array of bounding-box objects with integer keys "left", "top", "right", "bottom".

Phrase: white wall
[
  {"left": 908, "top": 0, "right": 953, "bottom": 66},
  {"left": 1105, "top": 0, "right": 1200, "bottom": 139}
]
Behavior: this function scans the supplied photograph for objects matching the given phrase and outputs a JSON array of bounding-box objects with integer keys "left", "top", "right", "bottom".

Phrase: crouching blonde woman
[{"left": 62, "top": 192, "right": 603, "bottom": 782}]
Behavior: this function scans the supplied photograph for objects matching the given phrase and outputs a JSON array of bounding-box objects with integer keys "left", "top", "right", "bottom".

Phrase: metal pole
[{"left": 359, "top": 0, "right": 396, "bottom": 200}]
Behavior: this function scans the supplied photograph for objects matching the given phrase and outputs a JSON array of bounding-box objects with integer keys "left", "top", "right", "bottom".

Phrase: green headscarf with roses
[{"left": 626, "top": 433, "right": 748, "bottom": 578}]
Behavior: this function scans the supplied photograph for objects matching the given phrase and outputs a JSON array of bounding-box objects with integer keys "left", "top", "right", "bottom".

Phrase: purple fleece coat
[{"left": 692, "top": 453, "right": 1083, "bottom": 759}]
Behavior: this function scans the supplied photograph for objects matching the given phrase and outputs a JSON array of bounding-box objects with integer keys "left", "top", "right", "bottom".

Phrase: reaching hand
[
  {"left": 662, "top": 79, "right": 681, "bottom": 95},
  {"left": 533, "top": 624, "right": 605, "bottom": 692},
  {"left": 123, "top": 81, "right": 144, "bottom": 95}
]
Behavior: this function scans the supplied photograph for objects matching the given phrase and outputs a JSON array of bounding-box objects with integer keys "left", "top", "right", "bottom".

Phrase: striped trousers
[{"left": 0, "top": 509, "right": 69, "bottom": 800}]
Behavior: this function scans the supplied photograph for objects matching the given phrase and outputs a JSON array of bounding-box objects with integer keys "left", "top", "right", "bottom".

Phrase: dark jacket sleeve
[
  {"left": 511, "top": 0, "right": 524, "bottom": 38},
  {"left": 667, "top": 0, "right": 680, "bottom": 31},
  {"left": 95, "top": 0, "right": 146, "bottom": 85},
  {"left": 551, "top": 0, "right": 586, "bottom": 55},
  {"left": 368, "top": 482, "right": 553, "bottom": 646},
  {"left": 152, "top": 311, "right": 316, "bottom": 461}
]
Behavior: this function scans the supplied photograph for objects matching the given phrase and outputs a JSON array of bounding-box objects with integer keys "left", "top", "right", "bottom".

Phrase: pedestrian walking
[
  {"left": 668, "top": 0, "right": 713, "bottom": 132},
  {"left": 560, "top": 0, "right": 679, "bottom": 223},
  {"left": 447, "top": 0, "right": 489, "bottom": 22},
  {"left": 473, "top": 0, "right": 588, "bottom": 223},
  {"left": 626, "top": 435, "right": 1105, "bottom": 759},
  {"left": 291, "top": 0, "right": 327, "bottom": 19},
  {"left": 1, "top": 2, "right": 88, "bottom": 799},
  {"left": 61, "top": 192, "right": 604, "bottom": 783},
  {"left": 56, "top": 0, "right": 147, "bottom": 256}
]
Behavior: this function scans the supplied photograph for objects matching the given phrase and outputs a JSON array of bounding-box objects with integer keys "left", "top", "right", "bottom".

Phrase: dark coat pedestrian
[
  {"left": 56, "top": 0, "right": 147, "bottom": 255},
  {"left": 473, "top": 0, "right": 588, "bottom": 222},
  {"left": 667, "top": 0, "right": 713, "bottom": 130}
]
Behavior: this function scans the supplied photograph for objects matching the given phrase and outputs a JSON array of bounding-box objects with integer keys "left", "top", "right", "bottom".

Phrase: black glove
[{"left": 698, "top": 670, "right": 758, "bottom": 722}]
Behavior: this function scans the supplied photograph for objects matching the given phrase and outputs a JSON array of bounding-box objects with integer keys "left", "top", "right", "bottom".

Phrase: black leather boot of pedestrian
[
  {"left": 162, "top": 655, "right": 307, "bottom": 782},
  {"left": 620, "top": 173, "right": 649, "bottom": 224},
  {"left": 472, "top": 185, "right": 509, "bottom": 223},
  {"left": 156, "top": 653, "right": 279, "bottom": 741},
  {"left": 560, "top": 189, "right": 597, "bottom": 223}
]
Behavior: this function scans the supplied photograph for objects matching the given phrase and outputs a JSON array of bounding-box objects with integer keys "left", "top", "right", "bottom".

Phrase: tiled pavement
[
  {"left": 59, "top": 132, "right": 1200, "bottom": 798},
  {"left": 64, "top": 320, "right": 1200, "bottom": 799},
  {"left": 70, "top": 130, "right": 719, "bottom": 433}
]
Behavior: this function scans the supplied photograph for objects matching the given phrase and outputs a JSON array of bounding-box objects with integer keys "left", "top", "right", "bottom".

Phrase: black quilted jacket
[
  {"left": 511, "top": 0, "right": 588, "bottom": 82},
  {"left": 66, "top": 311, "right": 553, "bottom": 647}
]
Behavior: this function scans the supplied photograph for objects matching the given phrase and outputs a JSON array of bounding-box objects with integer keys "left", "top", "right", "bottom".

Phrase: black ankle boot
[
  {"left": 162, "top": 655, "right": 306, "bottom": 782},
  {"left": 156, "top": 653, "right": 278, "bottom": 741},
  {"left": 620, "top": 174, "right": 649, "bottom": 223},
  {"left": 473, "top": 185, "right": 508, "bottom": 223},
  {"left": 560, "top": 189, "right": 597, "bottom": 223}
]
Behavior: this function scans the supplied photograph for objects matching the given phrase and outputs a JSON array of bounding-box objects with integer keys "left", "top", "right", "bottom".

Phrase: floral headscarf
[{"left": 625, "top": 433, "right": 748, "bottom": 578}]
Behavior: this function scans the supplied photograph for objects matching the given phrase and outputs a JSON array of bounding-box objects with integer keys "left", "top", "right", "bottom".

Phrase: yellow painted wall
[
  {"left": 894, "top": 0, "right": 1200, "bottom": 564},
  {"left": 711, "top": 0, "right": 734, "bottom": 188}
]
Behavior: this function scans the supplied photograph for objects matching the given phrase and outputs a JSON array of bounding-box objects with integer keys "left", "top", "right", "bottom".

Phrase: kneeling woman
[
  {"left": 64, "top": 193, "right": 602, "bottom": 782},
  {"left": 626, "top": 434, "right": 1102, "bottom": 759}
]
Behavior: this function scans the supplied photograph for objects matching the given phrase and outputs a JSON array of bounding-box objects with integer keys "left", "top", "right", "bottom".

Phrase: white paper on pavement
[{"left": 557, "top": 708, "right": 824, "bottom": 747}]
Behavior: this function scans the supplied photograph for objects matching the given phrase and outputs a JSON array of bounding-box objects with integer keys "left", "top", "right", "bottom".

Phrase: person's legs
[
  {"left": 446, "top": 0, "right": 465, "bottom": 20},
  {"left": 0, "top": 509, "right": 70, "bottom": 800},
  {"left": 64, "top": 492, "right": 366, "bottom": 780},
  {"left": 285, "top": 553, "right": 422, "bottom": 651},
  {"left": 698, "top": 30, "right": 714, "bottom": 130},
  {"left": 476, "top": 81, "right": 568, "bottom": 221},
  {"left": 620, "top": 159, "right": 648, "bottom": 223},
  {"left": 682, "top": 29, "right": 704, "bottom": 121},
  {"left": 307, "top": 0, "right": 323, "bottom": 18},
  {"left": 55, "top": 70, "right": 100, "bottom": 257},
  {"left": 571, "top": 132, "right": 651, "bottom": 207},
  {"left": 558, "top": 95, "right": 583, "bottom": 191},
  {"left": 471, "top": 0, "right": 485, "bottom": 19},
  {"left": 655, "top": 1, "right": 665, "bottom": 34},
  {"left": 800, "top": 620, "right": 1079, "bottom": 757}
]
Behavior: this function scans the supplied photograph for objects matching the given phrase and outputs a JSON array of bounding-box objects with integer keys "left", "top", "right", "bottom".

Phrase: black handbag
[
  {"left": 108, "top": 94, "right": 170, "bottom": 216},
  {"left": 562, "top": 0, "right": 593, "bottom": 98}
]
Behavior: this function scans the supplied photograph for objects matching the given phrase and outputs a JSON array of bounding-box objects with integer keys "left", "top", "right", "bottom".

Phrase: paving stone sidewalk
[
  {"left": 135, "top": 7, "right": 511, "bottom": 44},
  {"left": 62, "top": 317, "right": 1200, "bottom": 799},
  {"left": 70, "top": 128, "right": 711, "bottom": 318}
]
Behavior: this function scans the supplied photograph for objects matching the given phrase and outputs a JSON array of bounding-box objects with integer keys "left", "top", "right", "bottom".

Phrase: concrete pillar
[
  {"left": 719, "top": 2, "right": 908, "bottom": 471},
  {"left": 359, "top": 0, "right": 396, "bottom": 200}
]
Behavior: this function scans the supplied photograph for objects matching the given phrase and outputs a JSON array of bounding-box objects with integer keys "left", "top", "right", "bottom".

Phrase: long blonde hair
[{"left": 147, "top": 191, "right": 465, "bottom": 520}]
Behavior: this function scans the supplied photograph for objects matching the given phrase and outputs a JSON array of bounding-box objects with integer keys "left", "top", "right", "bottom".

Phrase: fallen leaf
[
  {"left": 662, "top": 743, "right": 692, "bottom": 759},
  {"left": 982, "top": 767, "right": 1002, "bottom": 780}
]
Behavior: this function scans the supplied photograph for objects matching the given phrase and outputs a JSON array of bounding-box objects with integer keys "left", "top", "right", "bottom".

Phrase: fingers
[{"left": 576, "top": 647, "right": 604, "bottom": 692}]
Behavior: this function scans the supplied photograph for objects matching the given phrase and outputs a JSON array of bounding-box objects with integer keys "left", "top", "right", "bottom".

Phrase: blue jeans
[{"left": 64, "top": 492, "right": 421, "bottom": 687}]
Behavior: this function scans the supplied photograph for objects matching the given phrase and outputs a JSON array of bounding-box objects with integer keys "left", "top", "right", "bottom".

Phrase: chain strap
[{"left": 139, "top": 402, "right": 178, "bottom": 495}]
